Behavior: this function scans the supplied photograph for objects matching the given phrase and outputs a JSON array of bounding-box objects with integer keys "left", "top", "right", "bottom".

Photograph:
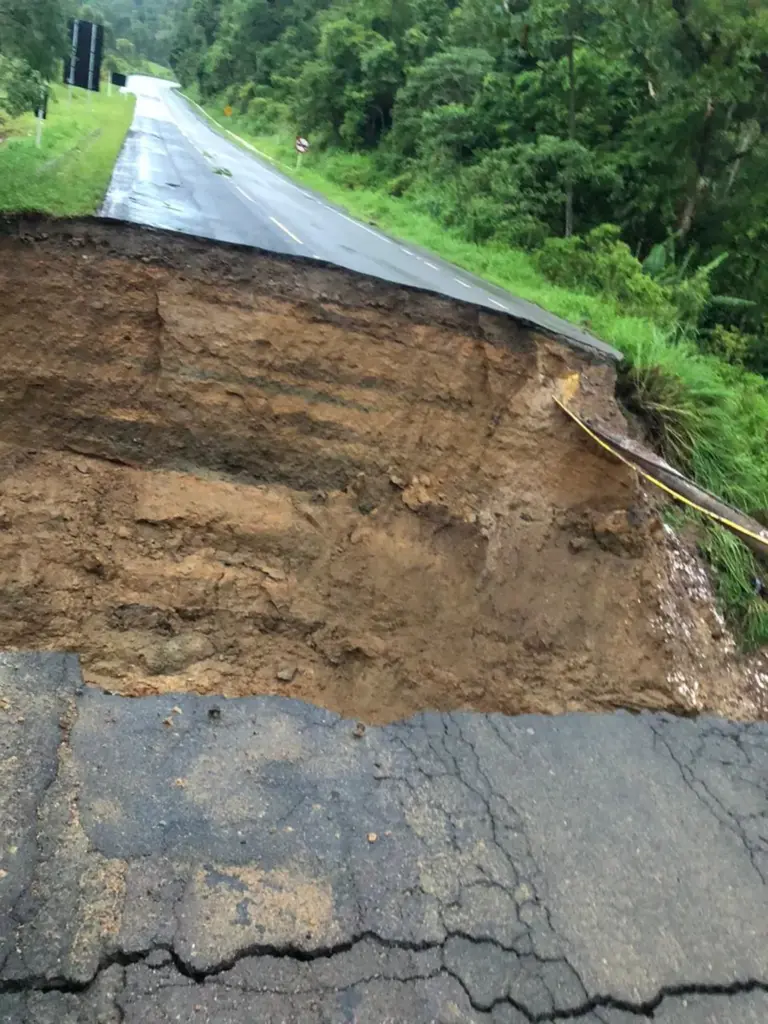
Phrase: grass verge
[
  {"left": 193, "top": 96, "right": 768, "bottom": 646},
  {"left": 0, "top": 83, "right": 136, "bottom": 216}
]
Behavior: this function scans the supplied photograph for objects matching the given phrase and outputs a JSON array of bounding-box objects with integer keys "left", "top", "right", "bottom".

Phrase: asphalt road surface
[
  {"left": 101, "top": 76, "right": 620, "bottom": 362},
  {"left": 1, "top": 654, "right": 767, "bottom": 1023}
]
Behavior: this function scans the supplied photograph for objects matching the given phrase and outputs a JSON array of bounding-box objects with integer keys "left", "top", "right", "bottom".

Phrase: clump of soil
[{"left": 0, "top": 216, "right": 758, "bottom": 722}]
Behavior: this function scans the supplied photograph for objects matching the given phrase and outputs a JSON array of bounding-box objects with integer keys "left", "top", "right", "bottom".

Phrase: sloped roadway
[
  {"left": 0, "top": 654, "right": 767, "bottom": 1023},
  {"left": 100, "top": 75, "right": 619, "bottom": 362}
]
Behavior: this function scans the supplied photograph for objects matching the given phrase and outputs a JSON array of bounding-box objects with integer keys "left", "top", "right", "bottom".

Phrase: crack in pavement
[
  {"left": 3, "top": 935, "right": 768, "bottom": 1023},
  {"left": 2, "top": 658, "right": 767, "bottom": 1023},
  {"left": 649, "top": 718, "right": 768, "bottom": 884}
]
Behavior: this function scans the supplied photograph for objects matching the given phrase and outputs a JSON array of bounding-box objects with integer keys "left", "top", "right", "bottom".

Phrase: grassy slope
[
  {"left": 0, "top": 84, "right": 136, "bottom": 216},
  {"left": 185, "top": 97, "right": 768, "bottom": 646}
]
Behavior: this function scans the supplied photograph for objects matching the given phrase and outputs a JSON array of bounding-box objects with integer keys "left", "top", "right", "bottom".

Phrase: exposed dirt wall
[{"left": 0, "top": 217, "right": 755, "bottom": 721}]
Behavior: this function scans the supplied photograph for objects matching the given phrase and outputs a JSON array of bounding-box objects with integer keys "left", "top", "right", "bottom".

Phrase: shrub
[
  {"left": 385, "top": 170, "right": 414, "bottom": 197},
  {"left": 0, "top": 55, "right": 43, "bottom": 119},
  {"left": 703, "top": 325, "right": 753, "bottom": 366},
  {"left": 245, "top": 96, "right": 290, "bottom": 134},
  {"left": 319, "top": 150, "right": 382, "bottom": 190},
  {"left": 535, "top": 224, "right": 677, "bottom": 324}
]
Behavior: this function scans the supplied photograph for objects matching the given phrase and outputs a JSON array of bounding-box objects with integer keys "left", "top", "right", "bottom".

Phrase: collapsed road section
[
  {"left": 0, "top": 215, "right": 761, "bottom": 722},
  {"left": 1, "top": 653, "right": 767, "bottom": 1023}
]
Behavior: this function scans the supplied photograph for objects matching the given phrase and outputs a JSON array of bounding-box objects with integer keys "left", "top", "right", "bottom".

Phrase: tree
[{"left": 0, "top": 0, "right": 68, "bottom": 76}]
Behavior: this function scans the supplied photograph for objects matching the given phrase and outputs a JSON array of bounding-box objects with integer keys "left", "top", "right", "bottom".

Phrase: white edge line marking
[
  {"left": 489, "top": 299, "right": 509, "bottom": 310},
  {"left": 270, "top": 216, "right": 303, "bottom": 245},
  {"left": 177, "top": 94, "right": 292, "bottom": 169},
  {"left": 336, "top": 210, "right": 393, "bottom": 243},
  {"left": 453, "top": 277, "right": 471, "bottom": 288},
  {"left": 223, "top": 129, "right": 293, "bottom": 170},
  {"left": 226, "top": 129, "right": 274, "bottom": 162}
]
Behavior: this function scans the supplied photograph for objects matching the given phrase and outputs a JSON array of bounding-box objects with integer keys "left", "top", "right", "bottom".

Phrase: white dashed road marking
[
  {"left": 269, "top": 216, "right": 303, "bottom": 245},
  {"left": 454, "top": 278, "right": 471, "bottom": 288},
  {"left": 489, "top": 299, "right": 509, "bottom": 311},
  {"left": 423, "top": 261, "right": 439, "bottom": 270}
]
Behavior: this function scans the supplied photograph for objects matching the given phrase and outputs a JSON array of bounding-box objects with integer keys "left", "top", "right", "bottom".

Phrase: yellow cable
[{"left": 554, "top": 396, "right": 768, "bottom": 550}]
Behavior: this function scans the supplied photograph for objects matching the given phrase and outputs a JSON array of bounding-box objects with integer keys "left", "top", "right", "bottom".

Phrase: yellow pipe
[{"left": 554, "top": 396, "right": 768, "bottom": 553}]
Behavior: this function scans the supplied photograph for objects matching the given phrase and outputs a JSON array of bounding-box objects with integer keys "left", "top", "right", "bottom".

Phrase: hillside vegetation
[
  {"left": 0, "top": 0, "right": 176, "bottom": 130},
  {"left": 172, "top": 0, "right": 768, "bottom": 647}
]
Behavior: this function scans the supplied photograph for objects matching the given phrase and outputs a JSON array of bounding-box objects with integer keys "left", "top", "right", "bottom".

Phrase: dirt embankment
[{"left": 0, "top": 217, "right": 758, "bottom": 722}]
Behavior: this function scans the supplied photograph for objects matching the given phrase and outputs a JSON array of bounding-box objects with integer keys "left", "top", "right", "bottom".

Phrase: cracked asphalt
[{"left": 1, "top": 654, "right": 767, "bottom": 1023}]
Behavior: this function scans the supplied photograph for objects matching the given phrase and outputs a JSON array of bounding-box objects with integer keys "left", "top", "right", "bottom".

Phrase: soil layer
[{"left": 0, "top": 216, "right": 755, "bottom": 722}]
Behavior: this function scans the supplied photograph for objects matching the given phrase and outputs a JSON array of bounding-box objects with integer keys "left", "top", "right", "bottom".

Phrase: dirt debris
[{"left": 0, "top": 216, "right": 762, "bottom": 723}]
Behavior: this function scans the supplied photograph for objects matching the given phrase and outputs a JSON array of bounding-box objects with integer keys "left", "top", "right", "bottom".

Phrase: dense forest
[
  {"left": 169, "top": 0, "right": 768, "bottom": 373},
  {"left": 0, "top": 0, "right": 178, "bottom": 113},
  {"left": 81, "top": 0, "right": 182, "bottom": 67}
]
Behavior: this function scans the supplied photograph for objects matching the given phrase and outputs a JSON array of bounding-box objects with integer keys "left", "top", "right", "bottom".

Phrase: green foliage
[
  {"left": 0, "top": 56, "right": 44, "bottom": 120},
  {"left": 701, "top": 530, "right": 768, "bottom": 650},
  {"left": 0, "top": 83, "right": 136, "bottom": 215},
  {"left": 81, "top": 0, "right": 183, "bottom": 68},
  {"left": 704, "top": 326, "right": 754, "bottom": 367},
  {"left": 0, "top": 0, "right": 68, "bottom": 76},
  {"left": 536, "top": 224, "right": 677, "bottom": 323}
]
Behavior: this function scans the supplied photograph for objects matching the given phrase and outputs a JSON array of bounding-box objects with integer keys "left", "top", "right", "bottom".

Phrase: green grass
[
  {"left": 190, "top": 98, "right": 768, "bottom": 647},
  {"left": 0, "top": 83, "right": 136, "bottom": 216}
]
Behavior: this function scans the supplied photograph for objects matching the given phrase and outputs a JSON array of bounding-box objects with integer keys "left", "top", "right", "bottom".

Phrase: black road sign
[
  {"left": 111, "top": 72, "right": 127, "bottom": 88},
  {"left": 63, "top": 19, "right": 104, "bottom": 92}
]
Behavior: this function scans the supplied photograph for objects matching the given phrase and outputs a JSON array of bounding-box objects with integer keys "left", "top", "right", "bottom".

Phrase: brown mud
[{"left": 0, "top": 216, "right": 758, "bottom": 722}]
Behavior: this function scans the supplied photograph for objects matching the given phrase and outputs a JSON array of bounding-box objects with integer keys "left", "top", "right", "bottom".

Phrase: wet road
[{"left": 102, "top": 76, "right": 619, "bottom": 361}]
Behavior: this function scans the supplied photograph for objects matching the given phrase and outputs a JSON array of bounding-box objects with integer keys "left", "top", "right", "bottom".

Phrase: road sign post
[
  {"left": 63, "top": 19, "right": 104, "bottom": 101},
  {"left": 295, "top": 136, "right": 310, "bottom": 170}
]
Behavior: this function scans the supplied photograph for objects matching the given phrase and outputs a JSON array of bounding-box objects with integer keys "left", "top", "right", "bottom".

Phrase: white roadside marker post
[
  {"left": 87, "top": 20, "right": 97, "bottom": 108},
  {"left": 68, "top": 19, "right": 79, "bottom": 105},
  {"left": 35, "top": 85, "right": 47, "bottom": 148}
]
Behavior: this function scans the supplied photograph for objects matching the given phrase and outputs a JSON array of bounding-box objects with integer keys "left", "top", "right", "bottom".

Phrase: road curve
[{"left": 101, "top": 75, "right": 620, "bottom": 362}]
